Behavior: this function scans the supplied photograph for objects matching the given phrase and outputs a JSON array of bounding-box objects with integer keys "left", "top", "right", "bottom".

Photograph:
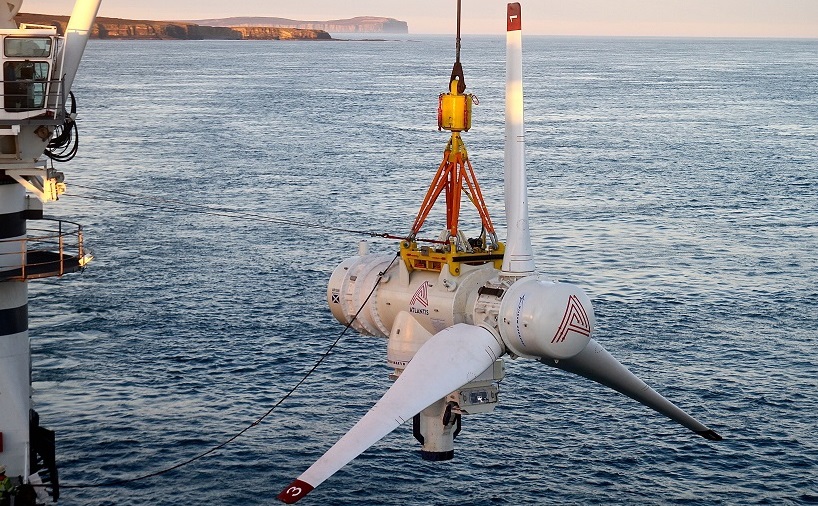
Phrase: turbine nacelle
[{"left": 498, "top": 278, "right": 594, "bottom": 360}]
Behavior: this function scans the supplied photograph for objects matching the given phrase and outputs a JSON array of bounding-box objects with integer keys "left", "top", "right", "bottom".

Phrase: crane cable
[
  {"left": 65, "top": 183, "right": 446, "bottom": 244},
  {"left": 57, "top": 250, "right": 401, "bottom": 489},
  {"left": 449, "top": 0, "right": 466, "bottom": 93}
]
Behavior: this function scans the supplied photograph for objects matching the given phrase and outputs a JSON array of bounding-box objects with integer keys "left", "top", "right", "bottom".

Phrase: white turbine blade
[
  {"left": 542, "top": 339, "right": 722, "bottom": 441},
  {"left": 502, "top": 2, "right": 535, "bottom": 276},
  {"left": 277, "top": 324, "right": 503, "bottom": 504}
]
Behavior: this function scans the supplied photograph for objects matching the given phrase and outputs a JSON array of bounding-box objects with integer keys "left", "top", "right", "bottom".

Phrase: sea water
[{"left": 27, "top": 35, "right": 818, "bottom": 505}]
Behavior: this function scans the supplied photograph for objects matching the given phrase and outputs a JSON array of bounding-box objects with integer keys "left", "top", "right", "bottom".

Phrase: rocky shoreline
[
  {"left": 15, "top": 13, "right": 332, "bottom": 40},
  {"left": 192, "top": 16, "right": 409, "bottom": 34}
]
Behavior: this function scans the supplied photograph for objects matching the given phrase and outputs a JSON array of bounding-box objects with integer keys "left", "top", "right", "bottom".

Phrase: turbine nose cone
[{"left": 498, "top": 277, "right": 595, "bottom": 360}]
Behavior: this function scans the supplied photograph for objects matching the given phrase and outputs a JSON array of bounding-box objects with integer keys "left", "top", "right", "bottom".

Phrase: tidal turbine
[{"left": 278, "top": 3, "right": 721, "bottom": 503}]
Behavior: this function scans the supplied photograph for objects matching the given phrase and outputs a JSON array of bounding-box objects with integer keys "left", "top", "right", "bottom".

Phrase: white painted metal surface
[
  {"left": 501, "top": 7, "right": 535, "bottom": 276},
  {"left": 61, "top": 0, "right": 102, "bottom": 96},
  {"left": 0, "top": 0, "right": 23, "bottom": 29}
]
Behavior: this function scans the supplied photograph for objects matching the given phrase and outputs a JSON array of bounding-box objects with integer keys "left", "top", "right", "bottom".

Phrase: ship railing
[{"left": 0, "top": 218, "right": 90, "bottom": 281}]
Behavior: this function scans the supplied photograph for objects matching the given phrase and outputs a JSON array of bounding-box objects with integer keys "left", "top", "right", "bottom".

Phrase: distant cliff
[
  {"left": 229, "top": 26, "right": 330, "bottom": 40},
  {"left": 15, "top": 13, "right": 332, "bottom": 40},
  {"left": 191, "top": 16, "right": 409, "bottom": 34}
]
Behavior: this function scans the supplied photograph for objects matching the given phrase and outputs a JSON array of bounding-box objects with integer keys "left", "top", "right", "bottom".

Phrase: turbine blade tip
[
  {"left": 278, "top": 479, "right": 314, "bottom": 504},
  {"left": 507, "top": 3, "right": 521, "bottom": 32},
  {"left": 697, "top": 429, "right": 723, "bottom": 441}
]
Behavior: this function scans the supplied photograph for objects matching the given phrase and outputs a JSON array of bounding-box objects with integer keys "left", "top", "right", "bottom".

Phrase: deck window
[
  {"left": 4, "top": 37, "right": 53, "bottom": 58},
  {"left": 3, "top": 61, "right": 50, "bottom": 111}
]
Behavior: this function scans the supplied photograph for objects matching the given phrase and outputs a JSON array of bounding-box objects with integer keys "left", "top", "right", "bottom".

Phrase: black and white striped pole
[
  {"left": 0, "top": 0, "right": 100, "bottom": 497},
  {"left": 0, "top": 180, "right": 30, "bottom": 480}
]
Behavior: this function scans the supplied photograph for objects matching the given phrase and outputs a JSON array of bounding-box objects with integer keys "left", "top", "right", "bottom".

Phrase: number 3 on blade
[{"left": 278, "top": 479, "right": 314, "bottom": 503}]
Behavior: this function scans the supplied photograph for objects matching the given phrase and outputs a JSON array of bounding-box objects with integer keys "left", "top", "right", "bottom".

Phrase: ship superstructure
[{"left": 0, "top": 0, "right": 100, "bottom": 502}]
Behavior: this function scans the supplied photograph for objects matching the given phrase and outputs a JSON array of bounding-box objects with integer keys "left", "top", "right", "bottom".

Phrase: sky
[{"left": 19, "top": 0, "right": 818, "bottom": 38}]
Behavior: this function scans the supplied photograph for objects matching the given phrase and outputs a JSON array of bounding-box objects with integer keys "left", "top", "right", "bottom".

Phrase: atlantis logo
[
  {"left": 552, "top": 295, "right": 591, "bottom": 343},
  {"left": 409, "top": 281, "right": 430, "bottom": 316}
]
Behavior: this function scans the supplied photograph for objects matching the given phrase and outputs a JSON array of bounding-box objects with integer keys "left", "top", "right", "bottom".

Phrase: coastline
[{"left": 15, "top": 13, "right": 332, "bottom": 40}]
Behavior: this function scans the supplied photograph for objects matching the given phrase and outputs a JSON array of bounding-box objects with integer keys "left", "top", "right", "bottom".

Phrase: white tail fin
[{"left": 502, "top": 3, "right": 535, "bottom": 276}]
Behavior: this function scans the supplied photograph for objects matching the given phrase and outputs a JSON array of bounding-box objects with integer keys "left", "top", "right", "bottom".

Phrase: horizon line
[{"left": 17, "top": 11, "right": 818, "bottom": 40}]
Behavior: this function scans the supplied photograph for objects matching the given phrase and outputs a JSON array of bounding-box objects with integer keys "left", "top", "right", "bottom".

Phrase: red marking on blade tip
[
  {"left": 277, "top": 479, "right": 314, "bottom": 504},
  {"left": 507, "top": 3, "right": 521, "bottom": 31}
]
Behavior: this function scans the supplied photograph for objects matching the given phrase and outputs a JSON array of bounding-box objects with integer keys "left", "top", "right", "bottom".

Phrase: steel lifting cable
[
  {"left": 66, "top": 184, "right": 446, "bottom": 244},
  {"left": 57, "top": 251, "right": 401, "bottom": 489},
  {"left": 449, "top": 0, "right": 466, "bottom": 93}
]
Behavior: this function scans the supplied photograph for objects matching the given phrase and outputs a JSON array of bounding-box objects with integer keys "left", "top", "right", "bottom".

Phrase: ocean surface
[{"left": 27, "top": 34, "right": 817, "bottom": 505}]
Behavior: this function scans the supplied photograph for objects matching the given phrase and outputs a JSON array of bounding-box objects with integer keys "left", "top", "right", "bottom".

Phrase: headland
[{"left": 15, "top": 13, "right": 409, "bottom": 40}]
